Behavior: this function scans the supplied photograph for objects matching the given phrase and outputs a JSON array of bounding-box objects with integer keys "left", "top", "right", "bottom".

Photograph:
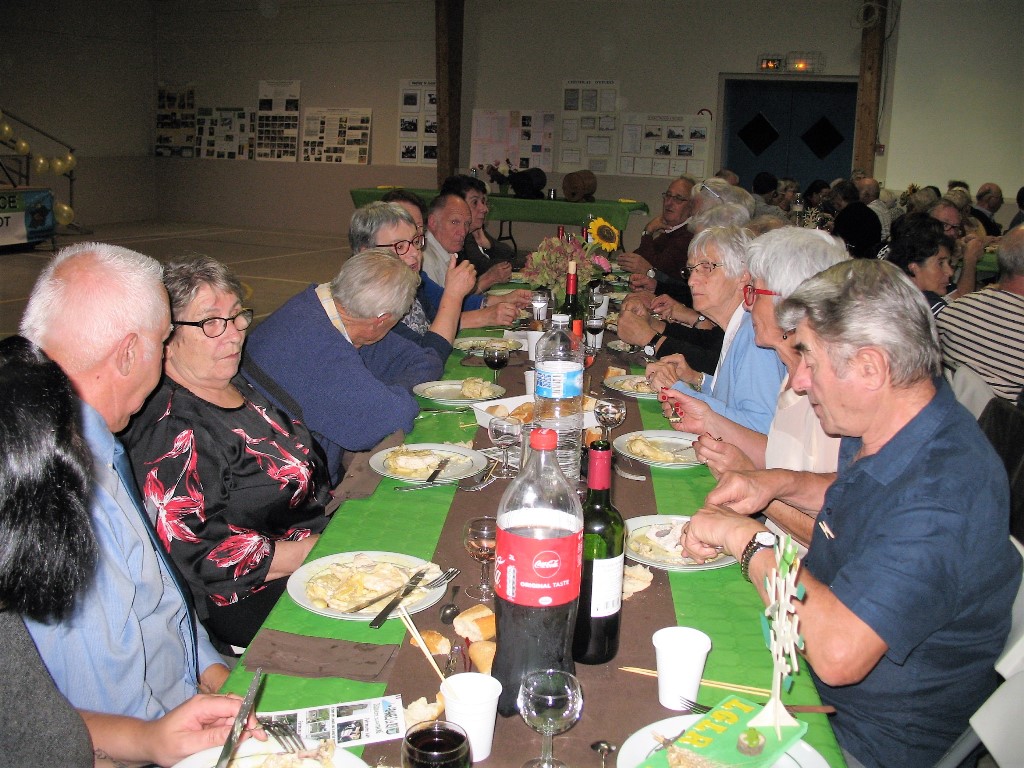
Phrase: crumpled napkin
[{"left": 244, "top": 628, "right": 399, "bottom": 681}]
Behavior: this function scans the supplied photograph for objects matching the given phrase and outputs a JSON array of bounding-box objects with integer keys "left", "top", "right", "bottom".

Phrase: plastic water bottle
[
  {"left": 492, "top": 428, "right": 584, "bottom": 716},
  {"left": 533, "top": 313, "right": 584, "bottom": 481}
]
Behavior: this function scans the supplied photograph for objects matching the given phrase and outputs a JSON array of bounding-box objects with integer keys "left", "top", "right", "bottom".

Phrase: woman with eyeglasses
[
  {"left": 646, "top": 226, "right": 786, "bottom": 435},
  {"left": 124, "top": 255, "right": 330, "bottom": 649},
  {"left": 659, "top": 228, "right": 850, "bottom": 549}
]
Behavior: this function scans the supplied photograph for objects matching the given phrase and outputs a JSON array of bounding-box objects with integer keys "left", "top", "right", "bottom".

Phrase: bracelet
[{"left": 690, "top": 372, "right": 705, "bottom": 393}]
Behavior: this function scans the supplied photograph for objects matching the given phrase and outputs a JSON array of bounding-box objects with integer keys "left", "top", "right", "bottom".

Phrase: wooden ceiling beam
[{"left": 852, "top": 0, "right": 887, "bottom": 176}]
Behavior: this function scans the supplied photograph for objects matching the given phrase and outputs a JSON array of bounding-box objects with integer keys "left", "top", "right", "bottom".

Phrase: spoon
[
  {"left": 591, "top": 740, "right": 617, "bottom": 768},
  {"left": 439, "top": 584, "right": 461, "bottom": 624}
]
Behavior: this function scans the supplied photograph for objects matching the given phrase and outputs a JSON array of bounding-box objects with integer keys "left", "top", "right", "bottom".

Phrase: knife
[
  {"left": 369, "top": 567, "right": 430, "bottom": 628},
  {"left": 423, "top": 456, "right": 451, "bottom": 484},
  {"left": 215, "top": 667, "right": 264, "bottom": 768},
  {"left": 347, "top": 566, "right": 429, "bottom": 614}
]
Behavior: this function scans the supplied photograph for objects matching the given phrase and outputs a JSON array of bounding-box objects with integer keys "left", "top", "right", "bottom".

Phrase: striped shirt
[{"left": 937, "top": 288, "right": 1024, "bottom": 402}]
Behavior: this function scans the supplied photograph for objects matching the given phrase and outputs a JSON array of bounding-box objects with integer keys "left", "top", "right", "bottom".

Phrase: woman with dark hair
[
  {"left": 440, "top": 174, "right": 521, "bottom": 284},
  {"left": 886, "top": 212, "right": 955, "bottom": 316},
  {"left": 0, "top": 335, "right": 254, "bottom": 767}
]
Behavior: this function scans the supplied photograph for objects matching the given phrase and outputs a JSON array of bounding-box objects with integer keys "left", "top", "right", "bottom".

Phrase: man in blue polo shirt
[{"left": 679, "top": 259, "right": 1021, "bottom": 768}]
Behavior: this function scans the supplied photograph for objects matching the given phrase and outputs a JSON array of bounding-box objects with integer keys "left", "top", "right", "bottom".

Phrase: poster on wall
[
  {"left": 155, "top": 84, "right": 197, "bottom": 157},
  {"left": 196, "top": 107, "right": 252, "bottom": 160},
  {"left": 255, "top": 79, "right": 301, "bottom": 162},
  {"left": 557, "top": 78, "right": 618, "bottom": 174},
  {"left": 617, "top": 113, "right": 712, "bottom": 179},
  {"left": 470, "top": 109, "right": 555, "bottom": 173},
  {"left": 397, "top": 78, "right": 437, "bottom": 166},
  {"left": 301, "top": 107, "right": 372, "bottom": 164}
]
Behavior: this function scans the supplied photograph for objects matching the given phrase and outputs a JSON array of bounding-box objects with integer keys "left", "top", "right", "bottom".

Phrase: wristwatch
[
  {"left": 689, "top": 372, "right": 705, "bottom": 393},
  {"left": 692, "top": 313, "right": 707, "bottom": 327},
  {"left": 740, "top": 531, "right": 777, "bottom": 582},
  {"left": 642, "top": 331, "right": 664, "bottom": 357},
  {"left": 646, "top": 268, "right": 657, "bottom": 279}
]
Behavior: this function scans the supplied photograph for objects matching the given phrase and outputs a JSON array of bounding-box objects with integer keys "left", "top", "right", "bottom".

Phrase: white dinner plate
[
  {"left": 452, "top": 337, "right": 523, "bottom": 355},
  {"left": 485, "top": 286, "right": 516, "bottom": 296},
  {"left": 604, "top": 375, "right": 658, "bottom": 399},
  {"left": 617, "top": 714, "right": 828, "bottom": 768},
  {"left": 369, "top": 443, "right": 488, "bottom": 483},
  {"left": 625, "top": 515, "right": 737, "bottom": 572},
  {"left": 613, "top": 430, "right": 701, "bottom": 468},
  {"left": 286, "top": 551, "right": 446, "bottom": 621},
  {"left": 413, "top": 380, "right": 506, "bottom": 403},
  {"left": 173, "top": 735, "right": 368, "bottom": 767}
]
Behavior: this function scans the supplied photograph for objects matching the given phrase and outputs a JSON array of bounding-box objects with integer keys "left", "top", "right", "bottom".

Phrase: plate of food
[
  {"left": 369, "top": 443, "right": 487, "bottom": 483},
  {"left": 617, "top": 714, "right": 827, "bottom": 768},
  {"left": 288, "top": 551, "right": 446, "bottom": 621},
  {"left": 452, "top": 337, "right": 523, "bottom": 356},
  {"left": 604, "top": 375, "right": 658, "bottom": 399},
  {"left": 173, "top": 734, "right": 366, "bottom": 767},
  {"left": 624, "top": 515, "right": 736, "bottom": 572},
  {"left": 472, "top": 395, "right": 600, "bottom": 429},
  {"left": 614, "top": 430, "right": 701, "bottom": 467},
  {"left": 413, "top": 378, "right": 506, "bottom": 403}
]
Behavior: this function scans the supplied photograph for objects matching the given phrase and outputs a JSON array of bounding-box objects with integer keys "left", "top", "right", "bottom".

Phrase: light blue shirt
[
  {"left": 672, "top": 311, "right": 786, "bottom": 433},
  {"left": 25, "top": 402, "right": 222, "bottom": 719}
]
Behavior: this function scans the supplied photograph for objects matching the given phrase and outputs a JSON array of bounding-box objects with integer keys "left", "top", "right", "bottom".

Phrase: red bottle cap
[{"left": 530, "top": 428, "right": 558, "bottom": 451}]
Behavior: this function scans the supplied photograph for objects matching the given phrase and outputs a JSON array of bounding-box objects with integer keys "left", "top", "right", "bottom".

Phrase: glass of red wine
[
  {"left": 483, "top": 341, "right": 510, "bottom": 384},
  {"left": 464, "top": 515, "right": 497, "bottom": 601},
  {"left": 401, "top": 720, "right": 470, "bottom": 768},
  {"left": 585, "top": 311, "right": 606, "bottom": 348}
]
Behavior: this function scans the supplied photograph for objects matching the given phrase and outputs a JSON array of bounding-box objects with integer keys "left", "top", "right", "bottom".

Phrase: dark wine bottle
[
  {"left": 572, "top": 440, "right": 625, "bottom": 664},
  {"left": 560, "top": 260, "right": 584, "bottom": 338}
]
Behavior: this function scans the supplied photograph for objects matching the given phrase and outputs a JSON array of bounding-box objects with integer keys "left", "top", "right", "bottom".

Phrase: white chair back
[
  {"left": 995, "top": 537, "right": 1024, "bottom": 678},
  {"left": 948, "top": 363, "right": 997, "bottom": 420},
  {"left": 969, "top": 670, "right": 1024, "bottom": 766}
]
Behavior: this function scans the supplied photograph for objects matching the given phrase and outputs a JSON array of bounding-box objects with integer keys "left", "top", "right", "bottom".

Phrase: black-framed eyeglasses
[
  {"left": 661, "top": 191, "right": 689, "bottom": 204},
  {"left": 698, "top": 181, "right": 723, "bottom": 201},
  {"left": 375, "top": 234, "right": 426, "bottom": 256},
  {"left": 940, "top": 222, "right": 965, "bottom": 237},
  {"left": 173, "top": 308, "right": 254, "bottom": 338},
  {"left": 682, "top": 261, "right": 723, "bottom": 278},
  {"left": 743, "top": 284, "right": 782, "bottom": 307}
]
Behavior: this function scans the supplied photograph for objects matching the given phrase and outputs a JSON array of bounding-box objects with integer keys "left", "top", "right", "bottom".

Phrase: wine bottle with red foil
[
  {"left": 572, "top": 440, "right": 624, "bottom": 664},
  {"left": 492, "top": 428, "right": 584, "bottom": 716},
  {"left": 560, "top": 260, "right": 584, "bottom": 338}
]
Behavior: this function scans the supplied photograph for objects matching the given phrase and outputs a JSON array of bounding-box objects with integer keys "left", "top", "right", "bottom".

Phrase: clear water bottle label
[
  {"left": 588, "top": 554, "right": 624, "bottom": 617},
  {"left": 535, "top": 360, "right": 583, "bottom": 399},
  {"left": 494, "top": 523, "right": 583, "bottom": 608}
]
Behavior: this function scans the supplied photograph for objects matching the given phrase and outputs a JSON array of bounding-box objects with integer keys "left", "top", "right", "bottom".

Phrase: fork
[
  {"left": 679, "top": 696, "right": 835, "bottom": 715},
  {"left": 258, "top": 717, "right": 304, "bottom": 753},
  {"left": 677, "top": 696, "right": 712, "bottom": 714},
  {"left": 426, "top": 567, "right": 461, "bottom": 590},
  {"left": 644, "top": 699, "right": 712, "bottom": 759}
]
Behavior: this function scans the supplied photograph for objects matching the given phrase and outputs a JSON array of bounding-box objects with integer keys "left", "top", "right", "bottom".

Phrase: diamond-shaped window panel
[
  {"left": 737, "top": 113, "right": 779, "bottom": 156},
  {"left": 801, "top": 117, "right": 844, "bottom": 159}
]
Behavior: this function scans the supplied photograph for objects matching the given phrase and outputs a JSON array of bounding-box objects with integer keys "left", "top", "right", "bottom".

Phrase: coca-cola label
[
  {"left": 535, "top": 360, "right": 583, "bottom": 399},
  {"left": 494, "top": 526, "right": 583, "bottom": 607}
]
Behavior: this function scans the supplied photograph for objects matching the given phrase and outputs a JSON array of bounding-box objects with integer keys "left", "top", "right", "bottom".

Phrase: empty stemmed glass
[
  {"left": 463, "top": 516, "right": 497, "bottom": 601},
  {"left": 531, "top": 290, "right": 550, "bottom": 324},
  {"left": 517, "top": 669, "right": 584, "bottom": 768},
  {"left": 489, "top": 415, "right": 522, "bottom": 478},
  {"left": 594, "top": 398, "right": 627, "bottom": 442},
  {"left": 483, "top": 341, "right": 510, "bottom": 384}
]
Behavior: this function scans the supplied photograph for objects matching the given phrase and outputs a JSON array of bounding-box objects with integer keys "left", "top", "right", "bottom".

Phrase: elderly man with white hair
[
  {"left": 19, "top": 242, "right": 231, "bottom": 720},
  {"left": 243, "top": 248, "right": 429, "bottom": 485},
  {"left": 682, "top": 259, "right": 1021, "bottom": 768}
]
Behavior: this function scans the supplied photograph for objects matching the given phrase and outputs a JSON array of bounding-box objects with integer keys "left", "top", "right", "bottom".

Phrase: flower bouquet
[{"left": 521, "top": 218, "right": 617, "bottom": 304}]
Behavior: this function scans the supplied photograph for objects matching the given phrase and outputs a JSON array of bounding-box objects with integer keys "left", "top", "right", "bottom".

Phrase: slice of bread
[{"left": 452, "top": 604, "right": 496, "bottom": 642}]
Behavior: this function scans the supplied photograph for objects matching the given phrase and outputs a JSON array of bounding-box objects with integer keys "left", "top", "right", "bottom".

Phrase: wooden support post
[
  {"left": 852, "top": 0, "right": 887, "bottom": 176},
  {"left": 435, "top": 0, "right": 464, "bottom": 186}
]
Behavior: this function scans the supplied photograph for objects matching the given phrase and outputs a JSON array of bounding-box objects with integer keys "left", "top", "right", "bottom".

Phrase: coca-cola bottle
[
  {"left": 492, "top": 428, "right": 584, "bottom": 717},
  {"left": 572, "top": 440, "right": 624, "bottom": 664}
]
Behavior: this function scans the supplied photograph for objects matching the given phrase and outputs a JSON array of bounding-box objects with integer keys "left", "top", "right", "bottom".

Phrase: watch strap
[
  {"left": 692, "top": 313, "right": 707, "bottom": 327},
  {"left": 740, "top": 532, "right": 775, "bottom": 582}
]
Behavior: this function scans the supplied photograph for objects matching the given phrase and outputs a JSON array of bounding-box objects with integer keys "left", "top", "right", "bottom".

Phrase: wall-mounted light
[
  {"left": 786, "top": 52, "right": 824, "bottom": 73},
  {"left": 758, "top": 54, "right": 785, "bottom": 71}
]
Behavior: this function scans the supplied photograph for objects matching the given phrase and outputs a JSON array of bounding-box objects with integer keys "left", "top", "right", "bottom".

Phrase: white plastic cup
[
  {"left": 526, "top": 330, "right": 544, "bottom": 361},
  {"left": 652, "top": 626, "right": 712, "bottom": 710},
  {"left": 439, "top": 672, "right": 502, "bottom": 761},
  {"left": 524, "top": 369, "right": 536, "bottom": 396}
]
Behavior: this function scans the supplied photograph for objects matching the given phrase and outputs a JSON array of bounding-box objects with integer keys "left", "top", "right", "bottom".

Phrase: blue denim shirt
[
  {"left": 806, "top": 380, "right": 1021, "bottom": 768},
  {"left": 25, "top": 402, "right": 222, "bottom": 719}
]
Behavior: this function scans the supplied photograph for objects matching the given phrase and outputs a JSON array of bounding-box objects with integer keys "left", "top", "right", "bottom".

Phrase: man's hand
[
  {"left": 621, "top": 291, "right": 655, "bottom": 315},
  {"left": 463, "top": 302, "right": 518, "bottom": 328},
  {"left": 683, "top": 504, "right": 766, "bottom": 563},
  {"left": 705, "top": 470, "right": 782, "bottom": 516},
  {"left": 617, "top": 251, "right": 653, "bottom": 274},
  {"left": 629, "top": 273, "right": 657, "bottom": 292},
  {"left": 476, "top": 261, "right": 513, "bottom": 292},
  {"left": 617, "top": 309, "right": 658, "bottom": 346},
  {"left": 444, "top": 257, "right": 478, "bottom": 300},
  {"left": 647, "top": 353, "right": 697, "bottom": 390},
  {"left": 198, "top": 663, "right": 230, "bottom": 695},
  {"left": 499, "top": 288, "right": 534, "bottom": 309},
  {"left": 650, "top": 295, "right": 701, "bottom": 326}
]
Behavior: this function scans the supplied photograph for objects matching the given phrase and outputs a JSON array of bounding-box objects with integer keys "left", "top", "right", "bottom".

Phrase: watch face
[
  {"left": 646, "top": 269, "right": 656, "bottom": 278},
  {"left": 755, "top": 531, "right": 777, "bottom": 547},
  {"left": 643, "top": 345, "right": 656, "bottom": 356}
]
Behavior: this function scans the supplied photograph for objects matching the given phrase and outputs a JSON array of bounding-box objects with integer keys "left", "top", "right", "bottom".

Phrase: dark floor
[{"left": 1, "top": 221, "right": 352, "bottom": 338}]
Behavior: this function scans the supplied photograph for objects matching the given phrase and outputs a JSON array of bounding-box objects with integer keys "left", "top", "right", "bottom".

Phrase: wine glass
[
  {"left": 594, "top": 398, "right": 627, "bottom": 442},
  {"left": 401, "top": 720, "right": 471, "bottom": 768},
  {"left": 483, "top": 341, "right": 510, "bottom": 384},
  {"left": 463, "top": 516, "right": 497, "bottom": 601},
  {"left": 585, "top": 312, "right": 606, "bottom": 348},
  {"left": 489, "top": 415, "right": 522, "bottom": 478},
  {"left": 588, "top": 284, "right": 604, "bottom": 313},
  {"left": 517, "top": 669, "right": 584, "bottom": 768}
]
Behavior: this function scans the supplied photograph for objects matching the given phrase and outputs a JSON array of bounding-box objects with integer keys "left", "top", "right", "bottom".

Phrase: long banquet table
[{"left": 221, "top": 333, "right": 846, "bottom": 768}]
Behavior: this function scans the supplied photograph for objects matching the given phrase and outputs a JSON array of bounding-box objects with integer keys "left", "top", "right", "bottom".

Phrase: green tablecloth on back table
[{"left": 350, "top": 188, "right": 649, "bottom": 233}]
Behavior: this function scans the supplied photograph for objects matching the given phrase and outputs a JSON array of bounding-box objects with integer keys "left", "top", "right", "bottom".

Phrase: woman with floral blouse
[{"left": 124, "top": 256, "right": 330, "bottom": 649}]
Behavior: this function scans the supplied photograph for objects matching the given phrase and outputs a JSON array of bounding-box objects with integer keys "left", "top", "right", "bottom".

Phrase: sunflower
[{"left": 588, "top": 217, "right": 619, "bottom": 252}]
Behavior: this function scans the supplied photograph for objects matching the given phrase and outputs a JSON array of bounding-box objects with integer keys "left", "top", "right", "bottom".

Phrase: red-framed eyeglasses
[{"left": 743, "top": 284, "right": 782, "bottom": 307}]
